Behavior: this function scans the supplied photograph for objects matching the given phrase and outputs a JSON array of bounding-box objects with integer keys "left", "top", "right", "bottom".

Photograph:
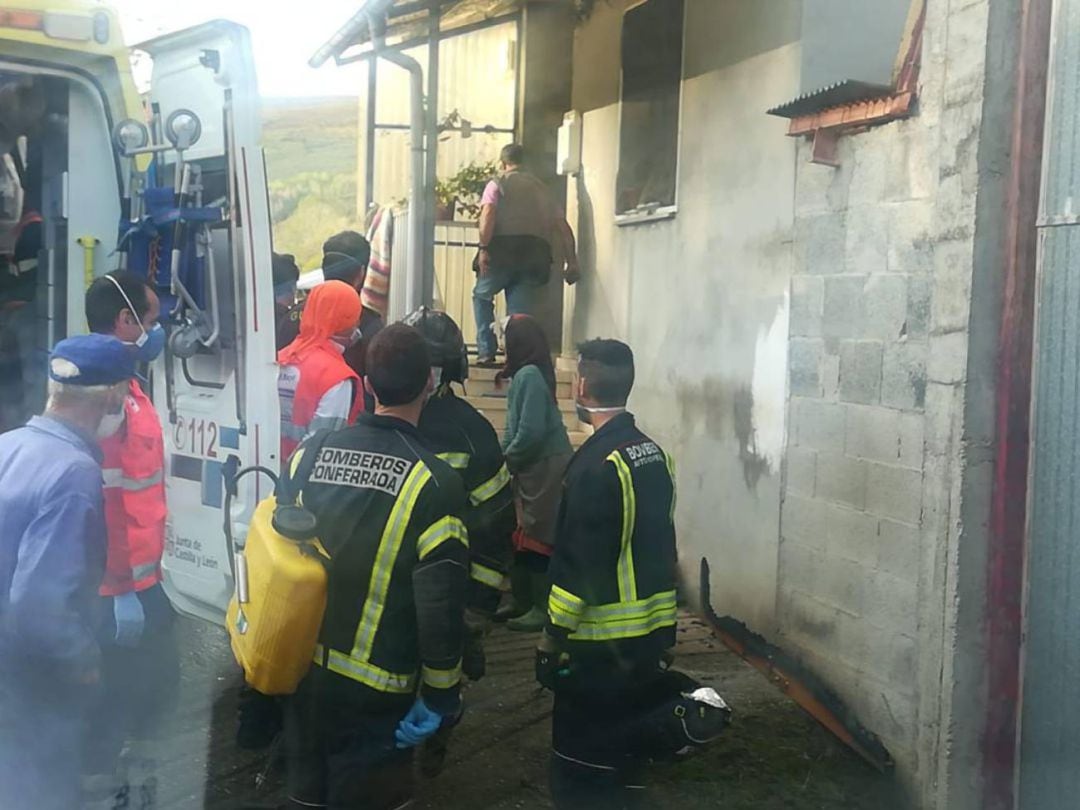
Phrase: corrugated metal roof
[
  {"left": 312, "top": 0, "right": 526, "bottom": 67},
  {"left": 766, "top": 79, "right": 893, "bottom": 120}
]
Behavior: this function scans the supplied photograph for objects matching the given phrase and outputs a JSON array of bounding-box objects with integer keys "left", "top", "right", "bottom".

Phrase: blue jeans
[{"left": 473, "top": 266, "right": 540, "bottom": 360}]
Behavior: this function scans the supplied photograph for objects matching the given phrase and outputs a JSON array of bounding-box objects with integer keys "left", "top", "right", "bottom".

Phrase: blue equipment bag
[{"left": 118, "top": 185, "right": 222, "bottom": 318}]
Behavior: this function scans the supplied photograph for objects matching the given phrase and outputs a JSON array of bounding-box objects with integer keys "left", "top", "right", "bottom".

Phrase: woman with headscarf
[
  {"left": 496, "top": 314, "right": 573, "bottom": 632},
  {"left": 277, "top": 280, "right": 363, "bottom": 462}
]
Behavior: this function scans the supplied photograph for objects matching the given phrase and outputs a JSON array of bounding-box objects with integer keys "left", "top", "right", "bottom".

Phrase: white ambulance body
[{"left": 0, "top": 6, "right": 278, "bottom": 624}]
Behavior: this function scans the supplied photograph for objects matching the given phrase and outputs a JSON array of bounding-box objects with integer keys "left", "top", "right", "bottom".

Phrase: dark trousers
[
  {"left": 83, "top": 583, "right": 180, "bottom": 775},
  {"left": 285, "top": 672, "right": 414, "bottom": 810},
  {"left": 0, "top": 669, "right": 95, "bottom": 810},
  {"left": 549, "top": 668, "right": 665, "bottom": 810}
]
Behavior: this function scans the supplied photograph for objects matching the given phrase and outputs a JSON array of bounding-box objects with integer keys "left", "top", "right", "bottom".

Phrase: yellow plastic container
[{"left": 226, "top": 496, "right": 328, "bottom": 695}]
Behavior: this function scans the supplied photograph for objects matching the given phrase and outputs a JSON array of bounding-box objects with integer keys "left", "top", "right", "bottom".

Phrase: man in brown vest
[{"left": 474, "top": 144, "right": 579, "bottom": 365}]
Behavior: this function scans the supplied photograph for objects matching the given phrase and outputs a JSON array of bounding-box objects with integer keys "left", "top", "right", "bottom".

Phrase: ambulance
[{"left": 0, "top": 1, "right": 279, "bottom": 624}]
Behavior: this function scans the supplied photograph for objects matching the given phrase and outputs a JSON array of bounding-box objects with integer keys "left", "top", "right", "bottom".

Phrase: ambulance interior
[{"left": 0, "top": 73, "right": 74, "bottom": 432}]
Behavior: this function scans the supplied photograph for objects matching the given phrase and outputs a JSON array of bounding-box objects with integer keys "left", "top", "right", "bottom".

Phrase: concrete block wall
[{"left": 778, "top": 0, "right": 992, "bottom": 804}]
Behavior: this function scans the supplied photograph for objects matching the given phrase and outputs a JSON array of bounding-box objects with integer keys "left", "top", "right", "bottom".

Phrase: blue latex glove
[
  {"left": 394, "top": 699, "right": 443, "bottom": 749},
  {"left": 113, "top": 591, "right": 145, "bottom": 647}
]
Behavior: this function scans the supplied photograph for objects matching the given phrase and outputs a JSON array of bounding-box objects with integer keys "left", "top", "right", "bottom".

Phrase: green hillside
[{"left": 262, "top": 96, "right": 361, "bottom": 271}]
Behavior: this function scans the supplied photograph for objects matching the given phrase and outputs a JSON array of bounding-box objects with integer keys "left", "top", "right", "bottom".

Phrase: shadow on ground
[{"left": 150, "top": 616, "right": 905, "bottom": 809}]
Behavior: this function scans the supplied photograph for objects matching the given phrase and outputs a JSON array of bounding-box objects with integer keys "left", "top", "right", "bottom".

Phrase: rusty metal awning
[
  {"left": 310, "top": 0, "right": 527, "bottom": 67},
  {"left": 766, "top": 80, "right": 894, "bottom": 120}
]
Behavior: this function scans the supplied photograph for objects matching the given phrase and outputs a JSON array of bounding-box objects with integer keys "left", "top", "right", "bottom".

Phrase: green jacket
[{"left": 501, "top": 365, "right": 572, "bottom": 472}]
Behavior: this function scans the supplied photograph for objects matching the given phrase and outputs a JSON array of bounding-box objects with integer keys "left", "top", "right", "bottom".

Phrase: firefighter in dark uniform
[
  {"left": 283, "top": 323, "right": 469, "bottom": 810},
  {"left": 403, "top": 306, "right": 516, "bottom": 774},
  {"left": 536, "top": 339, "right": 679, "bottom": 809},
  {"left": 405, "top": 307, "right": 515, "bottom": 652}
]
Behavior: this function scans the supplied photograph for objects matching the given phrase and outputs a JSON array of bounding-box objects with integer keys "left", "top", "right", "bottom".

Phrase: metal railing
[{"left": 433, "top": 220, "right": 504, "bottom": 349}]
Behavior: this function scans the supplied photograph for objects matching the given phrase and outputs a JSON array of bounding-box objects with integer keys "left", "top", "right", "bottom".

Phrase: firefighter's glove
[
  {"left": 462, "top": 609, "right": 490, "bottom": 682},
  {"left": 535, "top": 631, "right": 571, "bottom": 691},
  {"left": 395, "top": 699, "right": 444, "bottom": 749},
  {"left": 112, "top": 591, "right": 145, "bottom": 648},
  {"left": 463, "top": 630, "right": 486, "bottom": 682}
]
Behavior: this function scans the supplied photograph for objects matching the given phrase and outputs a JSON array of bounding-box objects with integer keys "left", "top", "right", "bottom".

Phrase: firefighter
[
  {"left": 283, "top": 323, "right": 469, "bottom": 810},
  {"left": 277, "top": 280, "right": 364, "bottom": 461},
  {"left": 404, "top": 306, "right": 516, "bottom": 774},
  {"left": 536, "top": 339, "right": 679, "bottom": 809},
  {"left": 273, "top": 251, "right": 302, "bottom": 351},
  {"left": 81, "top": 272, "right": 177, "bottom": 805}
]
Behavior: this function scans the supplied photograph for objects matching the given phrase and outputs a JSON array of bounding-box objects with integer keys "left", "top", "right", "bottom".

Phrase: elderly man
[{"left": 0, "top": 333, "right": 136, "bottom": 810}]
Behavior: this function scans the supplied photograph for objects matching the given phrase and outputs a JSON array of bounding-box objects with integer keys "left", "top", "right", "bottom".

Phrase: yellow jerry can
[{"left": 226, "top": 495, "right": 328, "bottom": 696}]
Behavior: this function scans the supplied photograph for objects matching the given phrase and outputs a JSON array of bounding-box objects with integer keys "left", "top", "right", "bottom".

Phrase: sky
[{"left": 110, "top": 0, "right": 368, "bottom": 98}]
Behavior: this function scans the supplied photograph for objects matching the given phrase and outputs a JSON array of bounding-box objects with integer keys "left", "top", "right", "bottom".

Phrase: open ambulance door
[{"left": 136, "top": 20, "right": 278, "bottom": 625}]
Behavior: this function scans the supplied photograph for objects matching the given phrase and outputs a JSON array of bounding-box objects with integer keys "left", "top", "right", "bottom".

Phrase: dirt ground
[{"left": 150, "top": 616, "right": 906, "bottom": 809}]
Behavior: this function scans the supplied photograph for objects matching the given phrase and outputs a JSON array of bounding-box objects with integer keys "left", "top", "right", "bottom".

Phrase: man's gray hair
[{"left": 46, "top": 378, "right": 124, "bottom": 410}]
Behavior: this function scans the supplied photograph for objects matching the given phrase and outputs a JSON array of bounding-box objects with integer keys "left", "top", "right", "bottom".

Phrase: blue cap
[{"left": 48, "top": 334, "right": 137, "bottom": 386}]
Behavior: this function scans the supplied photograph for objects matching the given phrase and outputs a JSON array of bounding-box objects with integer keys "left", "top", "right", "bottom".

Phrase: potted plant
[
  {"left": 450, "top": 161, "right": 498, "bottom": 220},
  {"left": 435, "top": 178, "right": 456, "bottom": 222}
]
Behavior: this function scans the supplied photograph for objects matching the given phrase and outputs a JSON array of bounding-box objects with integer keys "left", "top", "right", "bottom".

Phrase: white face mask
[
  {"left": 97, "top": 410, "right": 125, "bottom": 439},
  {"left": 574, "top": 402, "right": 625, "bottom": 426},
  {"left": 331, "top": 327, "right": 363, "bottom": 350}
]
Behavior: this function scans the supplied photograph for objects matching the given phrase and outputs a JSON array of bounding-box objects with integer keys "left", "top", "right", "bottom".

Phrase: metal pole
[
  {"left": 423, "top": 1, "right": 440, "bottom": 307},
  {"left": 985, "top": 0, "right": 1053, "bottom": 806},
  {"left": 365, "top": 58, "right": 377, "bottom": 215},
  {"left": 368, "top": 11, "right": 426, "bottom": 314}
]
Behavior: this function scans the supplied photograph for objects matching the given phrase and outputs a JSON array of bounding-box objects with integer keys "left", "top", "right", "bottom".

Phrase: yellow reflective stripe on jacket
[
  {"left": 548, "top": 584, "right": 586, "bottom": 631},
  {"left": 470, "top": 562, "right": 504, "bottom": 589},
  {"left": 350, "top": 462, "right": 433, "bottom": 660},
  {"left": 470, "top": 463, "right": 510, "bottom": 506},
  {"left": 422, "top": 662, "right": 462, "bottom": 691},
  {"left": 664, "top": 450, "right": 677, "bottom": 523},
  {"left": 416, "top": 515, "right": 468, "bottom": 561},
  {"left": 607, "top": 452, "right": 638, "bottom": 602},
  {"left": 289, "top": 447, "right": 306, "bottom": 476},
  {"left": 567, "top": 590, "right": 678, "bottom": 642},
  {"left": 436, "top": 451, "right": 470, "bottom": 471},
  {"left": 325, "top": 648, "right": 416, "bottom": 693}
]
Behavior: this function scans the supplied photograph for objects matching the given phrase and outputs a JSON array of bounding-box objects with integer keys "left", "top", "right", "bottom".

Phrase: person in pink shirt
[{"left": 474, "top": 144, "right": 580, "bottom": 365}]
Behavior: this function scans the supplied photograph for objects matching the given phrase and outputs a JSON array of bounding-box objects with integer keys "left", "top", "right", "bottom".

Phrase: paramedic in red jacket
[
  {"left": 278, "top": 279, "right": 364, "bottom": 461},
  {"left": 82, "top": 271, "right": 179, "bottom": 803}
]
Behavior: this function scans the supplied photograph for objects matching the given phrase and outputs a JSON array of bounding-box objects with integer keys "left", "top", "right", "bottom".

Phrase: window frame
[{"left": 613, "top": 0, "right": 687, "bottom": 227}]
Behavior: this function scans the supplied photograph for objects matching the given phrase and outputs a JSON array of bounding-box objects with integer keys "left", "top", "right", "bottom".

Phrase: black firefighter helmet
[{"left": 402, "top": 306, "right": 469, "bottom": 385}]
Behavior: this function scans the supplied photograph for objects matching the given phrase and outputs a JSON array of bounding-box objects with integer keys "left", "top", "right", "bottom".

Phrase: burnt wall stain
[
  {"left": 673, "top": 377, "right": 732, "bottom": 442},
  {"left": 733, "top": 386, "right": 771, "bottom": 491}
]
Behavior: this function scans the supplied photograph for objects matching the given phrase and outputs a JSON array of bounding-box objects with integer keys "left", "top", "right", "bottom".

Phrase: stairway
[{"left": 463, "top": 365, "right": 591, "bottom": 448}]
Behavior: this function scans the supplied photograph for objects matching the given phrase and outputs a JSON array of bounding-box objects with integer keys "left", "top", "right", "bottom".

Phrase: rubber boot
[
  {"left": 507, "top": 571, "right": 549, "bottom": 633},
  {"left": 494, "top": 560, "right": 531, "bottom": 623}
]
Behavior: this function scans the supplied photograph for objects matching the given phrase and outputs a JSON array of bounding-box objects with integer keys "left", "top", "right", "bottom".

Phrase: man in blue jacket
[{"left": 0, "top": 333, "right": 136, "bottom": 810}]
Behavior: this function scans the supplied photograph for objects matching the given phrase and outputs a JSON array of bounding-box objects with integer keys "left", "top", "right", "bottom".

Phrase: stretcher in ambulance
[{"left": 0, "top": 3, "right": 279, "bottom": 625}]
